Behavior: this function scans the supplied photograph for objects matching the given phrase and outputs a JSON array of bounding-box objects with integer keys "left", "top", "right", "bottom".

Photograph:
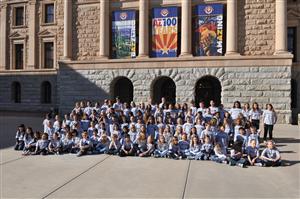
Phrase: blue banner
[
  {"left": 152, "top": 7, "right": 178, "bottom": 58},
  {"left": 112, "top": 10, "right": 136, "bottom": 59},
  {"left": 193, "top": 4, "right": 224, "bottom": 56}
]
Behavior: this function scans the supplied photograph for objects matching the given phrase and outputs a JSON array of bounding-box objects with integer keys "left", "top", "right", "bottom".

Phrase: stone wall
[
  {"left": 72, "top": 2, "right": 100, "bottom": 60},
  {"left": 238, "top": 0, "right": 275, "bottom": 55},
  {"left": 58, "top": 65, "right": 291, "bottom": 123},
  {"left": 0, "top": 73, "right": 58, "bottom": 112}
]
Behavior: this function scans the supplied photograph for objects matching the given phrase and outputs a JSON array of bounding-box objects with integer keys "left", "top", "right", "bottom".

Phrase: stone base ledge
[
  {"left": 59, "top": 55, "right": 293, "bottom": 70},
  {"left": 0, "top": 69, "right": 58, "bottom": 75}
]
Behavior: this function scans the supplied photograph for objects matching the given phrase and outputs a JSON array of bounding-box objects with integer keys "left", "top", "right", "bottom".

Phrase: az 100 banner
[
  {"left": 194, "top": 4, "right": 223, "bottom": 56},
  {"left": 112, "top": 10, "right": 136, "bottom": 59},
  {"left": 152, "top": 7, "right": 178, "bottom": 58}
]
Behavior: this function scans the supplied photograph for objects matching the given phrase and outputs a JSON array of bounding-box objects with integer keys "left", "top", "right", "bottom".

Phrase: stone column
[
  {"left": 274, "top": 0, "right": 288, "bottom": 54},
  {"left": 0, "top": 4, "right": 7, "bottom": 70},
  {"left": 180, "top": 0, "right": 192, "bottom": 57},
  {"left": 225, "top": 0, "right": 239, "bottom": 55},
  {"left": 138, "top": 0, "right": 149, "bottom": 58},
  {"left": 63, "top": 0, "right": 72, "bottom": 59},
  {"left": 99, "top": 0, "right": 109, "bottom": 58},
  {"left": 28, "top": 0, "right": 36, "bottom": 69}
]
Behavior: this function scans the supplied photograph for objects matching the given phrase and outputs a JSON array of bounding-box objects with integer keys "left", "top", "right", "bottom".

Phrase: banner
[
  {"left": 152, "top": 7, "right": 178, "bottom": 57},
  {"left": 112, "top": 10, "right": 136, "bottom": 59},
  {"left": 194, "top": 4, "right": 223, "bottom": 56}
]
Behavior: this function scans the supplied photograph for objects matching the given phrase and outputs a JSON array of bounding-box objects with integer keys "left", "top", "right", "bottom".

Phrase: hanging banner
[
  {"left": 112, "top": 10, "right": 136, "bottom": 59},
  {"left": 194, "top": 4, "right": 223, "bottom": 56},
  {"left": 152, "top": 7, "right": 178, "bottom": 58}
]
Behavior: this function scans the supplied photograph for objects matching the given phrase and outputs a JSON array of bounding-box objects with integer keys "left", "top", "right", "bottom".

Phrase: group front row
[{"left": 14, "top": 126, "right": 282, "bottom": 168}]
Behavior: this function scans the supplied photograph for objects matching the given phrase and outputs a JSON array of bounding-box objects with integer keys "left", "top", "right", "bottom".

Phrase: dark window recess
[
  {"left": 44, "top": 42, "right": 54, "bottom": 68},
  {"left": 41, "top": 81, "right": 52, "bottom": 104},
  {"left": 15, "top": 44, "right": 24, "bottom": 69},
  {"left": 11, "top": 82, "right": 21, "bottom": 103},
  {"left": 15, "top": 7, "right": 24, "bottom": 26},
  {"left": 288, "top": 27, "right": 297, "bottom": 62},
  {"left": 45, "top": 4, "right": 54, "bottom": 24},
  {"left": 291, "top": 79, "right": 297, "bottom": 109}
]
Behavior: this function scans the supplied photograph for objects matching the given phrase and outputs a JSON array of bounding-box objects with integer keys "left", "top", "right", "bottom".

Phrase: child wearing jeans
[
  {"left": 262, "top": 104, "right": 277, "bottom": 142},
  {"left": 260, "top": 140, "right": 281, "bottom": 167},
  {"left": 34, "top": 133, "right": 50, "bottom": 155},
  {"left": 228, "top": 140, "right": 246, "bottom": 168},
  {"left": 197, "top": 135, "right": 213, "bottom": 160},
  {"left": 119, "top": 135, "right": 135, "bottom": 157},
  {"left": 187, "top": 136, "right": 201, "bottom": 160},
  {"left": 15, "top": 124, "right": 25, "bottom": 151},
  {"left": 139, "top": 136, "right": 155, "bottom": 157},
  {"left": 96, "top": 134, "right": 110, "bottom": 154},
  {"left": 246, "top": 139, "right": 263, "bottom": 166},
  {"left": 178, "top": 133, "right": 190, "bottom": 159},
  {"left": 48, "top": 132, "right": 63, "bottom": 155},
  {"left": 168, "top": 136, "right": 180, "bottom": 160},
  {"left": 108, "top": 134, "right": 120, "bottom": 155},
  {"left": 77, "top": 131, "right": 92, "bottom": 157},
  {"left": 154, "top": 135, "right": 169, "bottom": 158}
]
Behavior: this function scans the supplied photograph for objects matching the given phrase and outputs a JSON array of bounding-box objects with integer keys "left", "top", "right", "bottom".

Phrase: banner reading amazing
[
  {"left": 194, "top": 4, "right": 224, "bottom": 56},
  {"left": 112, "top": 10, "right": 136, "bottom": 59},
  {"left": 152, "top": 7, "right": 178, "bottom": 58}
]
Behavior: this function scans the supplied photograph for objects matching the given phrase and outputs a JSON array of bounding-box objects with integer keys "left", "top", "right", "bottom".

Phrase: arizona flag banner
[
  {"left": 152, "top": 7, "right": 178, "bottom": 58},
  {"left": 112, "top": 10, "right": 136, "bottom": 59},
  {"left": 194, "top": 4, "right": 224, "bottom": 56}
]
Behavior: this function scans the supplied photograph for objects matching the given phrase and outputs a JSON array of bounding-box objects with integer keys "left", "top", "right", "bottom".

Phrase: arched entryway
[
  {"left": 111, "top": 77, "right": 133, "bottom": 103},
  {"left": 195, "top": 76, "right": 221, "bottom": 107},
  {"left": 151, "top": 76, "right": 176, "bottom": 105}
]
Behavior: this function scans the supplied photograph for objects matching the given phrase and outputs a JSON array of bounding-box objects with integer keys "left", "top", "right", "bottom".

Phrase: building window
[
  {"left": 11, "top": 82, "right": 21, "bottom": 103},
  {"left": 41, "top": 81, "right": 52, "bottom": 104},
  {"left": 15, "top": 44, "right": 24, "bottom": 69},
  {"left": 44, "top": 4, "right": 54, "bottom": 24},
  {"left": 44, "top": 42, "right": 54, "bottom": 68},
  {"left": 288, "top": 27, "right": 297, "bottom": 62},
  {"left": 14, "top": 7, "right": 24, "bottom": 26}
]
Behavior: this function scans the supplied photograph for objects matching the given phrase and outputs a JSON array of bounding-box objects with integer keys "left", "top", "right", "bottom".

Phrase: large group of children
[{"left": 14, "top": 97, "right": 282, "bottom": 167}]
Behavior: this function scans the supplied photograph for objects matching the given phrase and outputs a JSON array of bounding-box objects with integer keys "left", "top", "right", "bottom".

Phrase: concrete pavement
[{"left": 0, "top": 115, "right": 299, "bottom": 198}]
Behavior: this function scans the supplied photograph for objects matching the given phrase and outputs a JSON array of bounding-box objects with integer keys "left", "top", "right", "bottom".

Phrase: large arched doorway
[
  {"left": 195, "top": 76, "right": 221, "bottom": 107},
  {"left": 111, "top": 77, "right": 133, "bottom": 103},
  {"left": 151, "top": 76, "right": 176, "bottom": 105}
]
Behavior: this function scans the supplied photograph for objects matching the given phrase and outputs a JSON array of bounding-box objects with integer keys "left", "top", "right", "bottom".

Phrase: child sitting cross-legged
[
  {"left": 77, "top": 131, "right": 92, "bottom": 157},
  {"left": 154, "top": 135, "right": 169, "bottom": 158},
  {"left": 260, "top": 140, "right": 282, "bottom": 167},
  {"left": 119, "top": 135, "right": 135, "bottom": 157}
]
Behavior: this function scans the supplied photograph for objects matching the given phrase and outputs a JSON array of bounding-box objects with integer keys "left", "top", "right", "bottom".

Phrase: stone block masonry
[{"left": 58, "top": 65, "right": 291, "bottom": 123}]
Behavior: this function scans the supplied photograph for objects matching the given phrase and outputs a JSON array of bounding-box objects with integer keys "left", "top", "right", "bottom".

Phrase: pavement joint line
[
  {"left": 182, "top": 160, "right": 191, "bottom": 199},
  {"left": 0, "top": 156, "right": 26, "bottom": 166},
  {"left": 41, "top": 155, "right": 111, "bottom": 199}
]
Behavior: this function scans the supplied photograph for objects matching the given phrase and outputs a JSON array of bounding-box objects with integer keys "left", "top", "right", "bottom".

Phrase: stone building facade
[{"left": 0, "top": 0, "right": 298, "bottom": 123}]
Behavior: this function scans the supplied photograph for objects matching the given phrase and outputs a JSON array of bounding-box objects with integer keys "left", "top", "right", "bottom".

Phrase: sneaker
[
  {"left": 222, "top": 160, "right": 228, "bottom": 164},
  {"left": 237, "top": 163, "right": 245, "bottom": 168},
  {"left": 254, "top": 163, "right": 263, "bottom": 167}
]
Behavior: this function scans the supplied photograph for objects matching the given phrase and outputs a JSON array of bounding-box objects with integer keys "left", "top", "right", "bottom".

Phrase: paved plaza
[{"left": 0, "top": 114, "right": 300, "bottom": 199}]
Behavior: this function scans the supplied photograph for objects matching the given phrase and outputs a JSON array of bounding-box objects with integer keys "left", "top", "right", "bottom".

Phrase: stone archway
[
  {"left": 111, "top": 77, "right": 133, "bottom": 103},
  {"left": 151, "top": 76, "right": 176, "bottom": 105},
  {"left": 195, "top": 76, "right": 221, "bottom": 107}
]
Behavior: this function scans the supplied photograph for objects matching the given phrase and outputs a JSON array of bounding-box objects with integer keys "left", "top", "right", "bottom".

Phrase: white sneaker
[{"left": 254, "top": 163, "right": 263, "bottom": 167}]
